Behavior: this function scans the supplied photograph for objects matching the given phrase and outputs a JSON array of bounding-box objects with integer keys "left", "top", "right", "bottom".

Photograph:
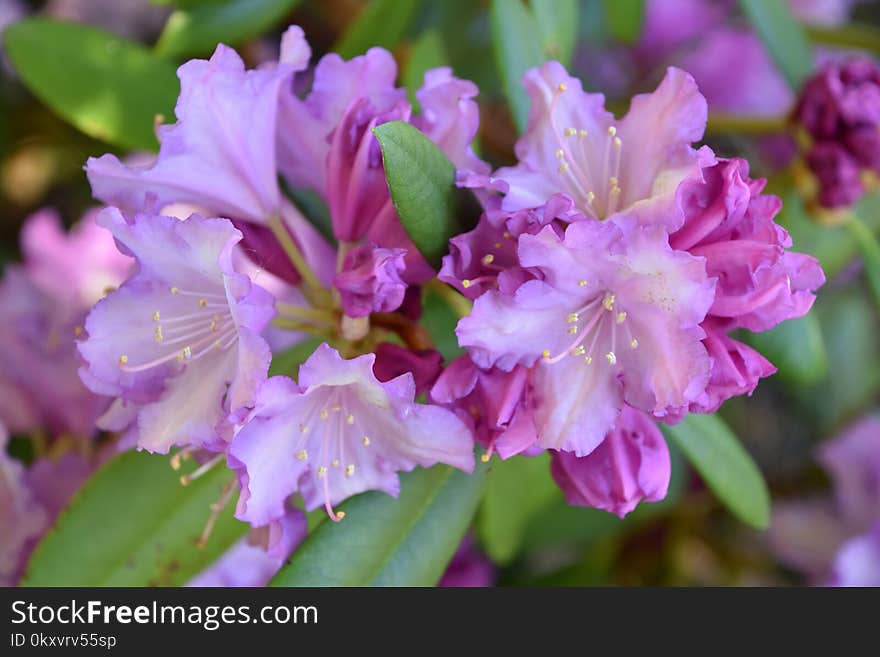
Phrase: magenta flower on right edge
[{"left": 449, "top": 59, "right": 824, "bottom": 517}]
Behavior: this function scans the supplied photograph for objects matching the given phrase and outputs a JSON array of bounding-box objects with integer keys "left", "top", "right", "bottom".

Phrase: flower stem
[
  {"left": 271, "top": 317, "right": 331, "bottom": 337},
  {"left": 706, "top": 113, "right": 790, "bottom": 135},
  {"left": 267, "top": 214, "right": 332, "bottom": 308},
  {"left": 427, "top": 279, "right": 473, "bottom": 318},
  {"left": 806, "top": 24, "right": 880, "bottom": 56},
  {"left": 275, "top": 302, "right": 336, "bottom": 327}
]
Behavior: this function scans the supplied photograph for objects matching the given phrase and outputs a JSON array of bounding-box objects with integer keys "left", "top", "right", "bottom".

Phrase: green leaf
[
  {"left": 23, "top": 451, "right": 245, "bottom": 586},
  {"left": 334, "top": 0, "right": 421, "bottom": 59},
  {"left": 404, "top": 30, "right": 449, "bottom": 110},
  {"left": 846, "top": 214, "right": 880, "bottom": 308},
  {"left": 739, "top": 0, "right": 812, "bottom": 89},
  {"left": 268, "top": 337, "right": 322, "bottom": 377},
  {"left": 744, "top": 314, "right": 828, "bottom": 386},
  {"left": 373, "top": 121, "right": 457, "bottom": 268},
  {"left": 4, "top": 18, "right": 179, "bottom": 151},
  {"left": 490, "top": 0, "right": 546, "bottom": 133},
  {"left": 663, "top": 414, "right": 770, "bottom": 530},
  {"left": 601, "top": 0, "right": 645, "bottom": 44},
  {"left": 271, "top": 462, "right": 487, "bottom": 586},
  {"left": 156, "top": 0, "right": 300, "bottom": 59},
  {"left": 478, "top": 453, "right": 558, "bottom": 564},
  {"left": 421, "top": 287, "right": 465, "bottom": 362},
  {"left": 532, "top": 0, "right": 579, "bottom": 66}
]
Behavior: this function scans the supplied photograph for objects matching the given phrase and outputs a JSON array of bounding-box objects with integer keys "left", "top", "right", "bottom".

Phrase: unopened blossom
[
  {"left": 333, "top": 245, "right": 407, "bottom": 317},
  {"left": 795, "top": 57, "right": 880, "bottom": 207},
  {"left": 437, "top": 536, "right": 496, "bottom": 588},
  {"left": 550, "top": 405, "right": 670, "bottom": 517},
  {"left": 373, "top": 343, "right": 443, "bottom": 396},
  {"left": 78, "top": 209, "right": 274, "bottom": 453},
  {"left": 491, "top": 62, "right": 711, "bottom": 228},
  {"left": 672, "top": 158, "right": 825, "bottom": 412},
  {"left": 230, "top": 344, "right": 474, "bottom": 524},
  {"left": 457, "top": 219, "right": 714, "bottom": 456}
]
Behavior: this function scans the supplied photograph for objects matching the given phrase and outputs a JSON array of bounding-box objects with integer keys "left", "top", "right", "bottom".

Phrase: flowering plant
[{"left": 1, "top": 0, "right": 878, "bottom": 587}]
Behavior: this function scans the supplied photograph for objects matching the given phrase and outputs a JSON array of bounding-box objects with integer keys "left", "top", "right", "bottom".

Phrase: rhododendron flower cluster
[{"left": 0, "top": 18, "right": 835, "bottom": 588}]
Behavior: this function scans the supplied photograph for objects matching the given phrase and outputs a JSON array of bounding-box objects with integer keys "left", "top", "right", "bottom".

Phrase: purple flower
[
  {"left": 373, "top": 343, "right": 443, "bottom": 396},
  {"left": 229, "top": 344, "right": 474, "bottom": 524},
  {"left": 77, "top": 209, "right": 274, "bottom": 453},
  {"left": 795, "top": 57, "right": 880, "bottom": 208},
  {"left": 671, "top": 158, "right": 825, "bottom": 412},
  {"left": 457, "top": 218, "right": 714, "bottom": 456},
  {"left": 0, "top": 423, "right": 49, "bottom": 586},
  {"left": 188, "top": 510, "right": 306, "bottom": 587},
  {"left": 831, "top": 522, "right": 880, "bottom": 587},
  {"left": 491, "top": 63, "right": 710, "bottom": 228},
  {"left": 437, "top": 536, "right": 496, "bottom": 587},
  {"left": 550, "top": 405, "right": 670, "bottom": 518},
  {"left": 333, "top": 245, "right": 407, "bottom": 317}
]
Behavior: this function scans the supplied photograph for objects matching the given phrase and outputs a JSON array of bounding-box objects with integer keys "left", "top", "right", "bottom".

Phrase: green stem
[
  {"left": 427, "top": 279, "right": 472, "bottom": 318},
  {"left": 275, "top": 302, "right": 336, "bottom": 326},
  {"left": 847, "top": 213, "right": 880, "bottom": 306},
  {"left": 706, "top": 113, "right": 790, "bottom": 135},
  {"left": 806, "top": 24, "right": 880, "bottom": 56},
  {"left": 267, "top": 214, "right": 332, "bottom": 308},
  {"left": 271, "top": 317, "right": 331, "bottom": 337}
]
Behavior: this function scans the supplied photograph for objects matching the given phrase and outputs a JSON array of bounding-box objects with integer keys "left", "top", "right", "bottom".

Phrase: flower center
[
  {"left": 117, "top": 286, "right": 237, "bottom": 372},
  {"left": 541, "top": 287, "right": 639, "bottom": 367},
  {"left": 549, "top": 83, "right": 623, "bottom": 220}
]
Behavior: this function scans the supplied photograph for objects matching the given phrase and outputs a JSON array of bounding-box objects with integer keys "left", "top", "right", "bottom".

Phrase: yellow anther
[
  {"left": 555, "top": 149, "right": 565, "bottom": 159},
  {"left": 331, "top": 405, "right": 341, "bottom": 412},
  {"left": 609, "top": 176, "right": 619, "bottom": 187},
  {"left": 614, "top": 136, "right": 622, "bottom": 149},
  {"left": 213, "top": 340, "right": 220, "bottom": 348},
  {"left": 331, "top": 459, "right": 340, "bottom": 467},
  {"left": 586, "top": 191, "right": 596, "bottom": 204},
  {"left": 73, "top": 326, "right": 84, "bottom": 337},
  {"left": 320, "top": 409, "right": 329, "bottom": 420},
  {"left": 578, "top": 280, "right": 587, "bottom": 287},
  {"left": 564, "top": 127, "right": 577, "bottom": 137},
  {"left": 558, "top": 83, "right": 567, "bottom": 92},
  {"left": 345, "top": 464, "right": 355, "bottom": 477},
  {"left": 170, "top": 287, "right": 179, "bottom": 295},
  {"left": 603, "top": 293, "right": 616, "bottom": 311},
  {"left": 177, "top": 353, "right": 185, "bottom": 362},
  {"left": 584, "top": 355, "right": 593, "bottom": 365},
  {"left": 616, "top": 311, "right": 627, "bottom": 324},
  {"left": 182, "top": 346, "right": 192, "bottom": 360},
  {"left": 573, "top": 345, "right": 586, "bottom": 355},
  {"left": 578, "top": 129, "right": 588, "bottom": 139},
  {"left": 482, "top": 254, "right": 495, "bottom": 266},
  {"left": 362, "top": 436, "right": 371, "bottom": 446},
  {"left": 336, "top": 511, "right": 346, "bottom": 520},
  {"left": 608, "top": 126, "right": 617, "bottom": 137},
  {"left": 542, "top": 349, "right": 551, "bottom": 359},
  {"left": 317, "top": 466, "right": 327, "bottom": 477},
  {"left": 462, "top": 279, "right": 472, "bottom": 289},
  {"left": 567, "top": 313, "right": 579, "bottom": 323},
  {"left": 155, "top": 325, "right": 164, "bottom": 343},
  {"left": 346, "top": 414, "right": 355, "bottom": 425},
  {"left": 152, "top": 311, "right": 160, "bottom": 321},
  {"left": 568, "top": 326, "right": 578, "bottom": 335},
  {"left": 630, "top": 338, "right": 639, "bottom": 349},
  {"left": 493, "top": 242, "right": 502, "bottom": 249},
  {"left": 503, "top": 231, "right": 512, "bottom": 239},
  {"left": 300, "top": 424, "right": 308, "bottom": 433},
  {"left": 606, "top": 351, "right": 617, "bottom": 365},
  {"left": 481, "top": 453, "right": 490, "bottom": 463},
  {"left": 198, "top": 299, "right": 207, "bottom": 308},
  {"left": 118, "top": 354, "right": 128, "bottom": 365},
  {"left": 559, "top": 162, "right": 569, "bottom": 173},
  {"left": 296, "top": 450, "right": 308, "bottom": 461}
]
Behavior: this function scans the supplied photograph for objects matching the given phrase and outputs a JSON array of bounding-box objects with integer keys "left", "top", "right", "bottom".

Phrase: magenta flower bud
[
  {"left": 807, "top": 142, "right": 864, "bottom": 208},
  {"left": 333, "top": 245, "right": 407, "bottom": 317},
  {"left": 550, "top": 405, "right": 670, "bottom": 518},
  {"left": 373, "top": 343, "right": 444, "bottom": 396},
  {"left": 437, "top": 536, "right": 496, "bottom": 587}
]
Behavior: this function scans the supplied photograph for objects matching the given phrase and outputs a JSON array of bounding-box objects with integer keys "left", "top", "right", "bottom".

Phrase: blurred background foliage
[{"left": 2, "top": 0, "right": 880, "bottom": 586}]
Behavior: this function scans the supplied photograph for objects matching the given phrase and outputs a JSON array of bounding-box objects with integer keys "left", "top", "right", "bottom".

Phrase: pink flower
[
  {"left": 550, "top": 405, "right": 670, "bottom": 518},
  {"left": 229, "top": 344, "right": 474, "bottom": 524},
  {"left": 333, "top": 245, "right": 407, "bottom": 317},
  {"left": 77, "top": 209, "right": 274, "bottom": 453},
  {"left": 457, "top": 218, "right": 714, "bottom": 456}
]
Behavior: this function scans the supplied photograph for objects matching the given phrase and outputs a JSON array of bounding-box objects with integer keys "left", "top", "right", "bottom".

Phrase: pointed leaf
[
  {"left": 602, "top": 0, "right": 645, "bottom": 44},
  {"left": 334, "top": 0, "right": 421, "bottom": 59},
  {"left": 739, "top": 0, "right": 813, "bottom": 89}
]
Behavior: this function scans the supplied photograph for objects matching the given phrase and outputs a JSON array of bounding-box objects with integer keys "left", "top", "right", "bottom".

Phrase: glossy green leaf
[
  {"left": 532, "top": 0, "right": 579, "bottom": 65},
  {"left": 271, "top": 462, "right": 487, "bottom": 586},
  {"left": 847, "top": 214, "right": 880, "bottom": 307},
  {"left": 373, "top": 121, "right": 457, "bottom": 267},
  {"left": 601, "top": 0, "right": 645, "bottom": 44},
  {"left": 490, "top": 0, "right": 546, "bottom": 132},
  {"left": 23, "top": 451, "right": 245, "bottom": 586},
  {"left": 739, "top": 0, "right": 812, "bottom": 89},
  {"left": 478, "top": 453, "right": 558, "bottom": 564},
  {"left": 5, "top": 18, "right": 179, "bottom": 151},
  {"left": 335, "top": 0, "right": 421, "bottom": 59},
  {"left": 404, "top": 30, "right": 449, "bottom": 110},
  {"left": 745, "top": 314, "right": 828, "bottom": 386},
  {"left": 663, "top": 414, "right": 770, "bottom": 530},
  {"left": 156, "top": 0, "right": 300, "bottom": 59},
  {"left": 421, "top": 287, "right": 466, "bottom": 362}
]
